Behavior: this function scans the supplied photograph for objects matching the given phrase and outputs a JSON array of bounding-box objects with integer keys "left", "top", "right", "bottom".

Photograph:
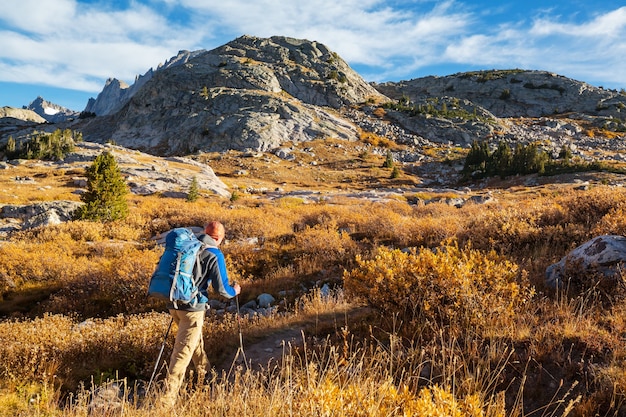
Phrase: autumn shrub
[
  {"left": 225, "top": 205, "right": 296, "bottom": 240},
  {"left": 17, "top": 219, "right": 147, "bottom": 242},
  {"left": 558, "top": 186, "right": 626, "bottom": 226},
  {"left": 0, "top": 238, "right": 89, "bottom": 294},
  {"left": 38, "top": 245, "right": 162, "bottom": 317},
  {"left": 592, "top": 205, "right": 626, "bottom": 236},
  {"left": 344, "top": 242, "right": 534, "bottom": 338},
  {"left": 293, "top": 221, "right": 359, "bottom": 273},
  {"left": 133, "top": 196, "right": 227, "bottom": 235},
  {"left": 0, "top": 312, "right": 172, "bottom": 390}
]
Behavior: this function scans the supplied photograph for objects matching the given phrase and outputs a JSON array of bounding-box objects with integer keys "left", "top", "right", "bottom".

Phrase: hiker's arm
[{"left": 206, "top": 247, "right": 238, "bottom": 298}]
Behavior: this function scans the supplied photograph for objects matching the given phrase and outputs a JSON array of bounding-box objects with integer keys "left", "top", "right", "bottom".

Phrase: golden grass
[{"left": 2, "top": 147, "right": 626, "bottom": 415}]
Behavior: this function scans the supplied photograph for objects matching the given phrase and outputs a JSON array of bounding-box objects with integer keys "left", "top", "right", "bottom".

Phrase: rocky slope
[
  {"left": 0, "top": 107, "right": 47, "bottom": 138},
  {"left": 0, "top": 107, "right": 46, "bottom": 123},
  {"left": 375, "top": 69, "right": 626, "bottom": 119}
]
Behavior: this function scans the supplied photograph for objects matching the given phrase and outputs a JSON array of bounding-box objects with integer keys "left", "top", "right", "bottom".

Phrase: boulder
[
  {"left": 545, "top": 235, "right": 626, "bottom": 290},
  {"left": 257, "top": 293, "right": 276, "bottom": 308}
]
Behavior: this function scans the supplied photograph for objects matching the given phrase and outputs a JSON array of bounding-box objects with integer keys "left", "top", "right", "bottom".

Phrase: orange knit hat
[{"left": 204, "top": 221, "right": 225, "bottom": 241}]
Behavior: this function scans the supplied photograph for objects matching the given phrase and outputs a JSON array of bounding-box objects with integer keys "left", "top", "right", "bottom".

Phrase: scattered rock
[{"left": 545, "top": 235, "right": 626, "bottom": 290}]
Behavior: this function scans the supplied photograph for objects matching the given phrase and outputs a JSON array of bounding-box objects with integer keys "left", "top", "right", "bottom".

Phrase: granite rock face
[{"left": 83, "top": 50, "right": 205, "bottom": 116}]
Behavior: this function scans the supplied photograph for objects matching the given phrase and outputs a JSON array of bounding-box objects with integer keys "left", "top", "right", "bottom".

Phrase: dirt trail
[
  {"left": 214, "top": 307, "right": 372, "bottom": 373},
  {"left": 215, "top": 326, "right": 306, "bottom": 373}
]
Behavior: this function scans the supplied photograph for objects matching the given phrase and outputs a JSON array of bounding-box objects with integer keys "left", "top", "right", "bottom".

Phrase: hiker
[{"left": 161, "top": 221, "right": 241, "bottom": 408}]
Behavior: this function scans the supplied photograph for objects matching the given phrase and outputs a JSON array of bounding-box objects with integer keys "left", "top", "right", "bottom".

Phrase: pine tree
[
  {"left": 383, "top": 150, "right": 394, "bottom": 168},
  {"left": 462, "top": 140, "right": 490, "bottom": 176},
  {"left": 187, "top": 176, "right": 200, "bottom": 202},
  {"left": 75, "top": 151, "right": 129, "bottom": 222},
  {"left": 489, "top": 141, "right": 513, "bottom": 178}
]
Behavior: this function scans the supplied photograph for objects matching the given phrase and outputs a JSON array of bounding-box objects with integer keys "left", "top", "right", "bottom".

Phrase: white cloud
[
  {"left": 1, "top": 0, "right": 625, "bottom": 101},
  {"left": 0, "top": 0, "right": 76, "bottom": 34},
  {"left": 0, "top": 0, "right": 210, "bottom": 91},
  {"left": 531, "top": 6, "right": 626, "bottom": 38}
]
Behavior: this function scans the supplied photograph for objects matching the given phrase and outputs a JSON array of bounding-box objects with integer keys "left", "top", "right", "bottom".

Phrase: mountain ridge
[{"left": 1, "top": 35, "right": 624, "bottom": 160}]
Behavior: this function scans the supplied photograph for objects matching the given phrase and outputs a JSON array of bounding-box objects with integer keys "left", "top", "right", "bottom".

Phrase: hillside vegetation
[
  {"left": 1, "top": 36, "right": 626, "bottom": 416},
  {"left": 1, "top": 137, "right": 626, "bottom": 416}
]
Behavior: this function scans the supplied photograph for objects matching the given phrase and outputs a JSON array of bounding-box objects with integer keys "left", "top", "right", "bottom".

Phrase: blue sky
[{"left": 1, "top": 0, "right": 625, "bottom": 111}]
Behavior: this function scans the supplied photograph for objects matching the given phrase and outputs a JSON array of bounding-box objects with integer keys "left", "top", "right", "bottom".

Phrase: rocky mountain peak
[
  {"left": 24, "top": 96, "right": 80, "bottom": 123},
  {"left": 78, "top": 36, "right": 386, "bottom": 155}
]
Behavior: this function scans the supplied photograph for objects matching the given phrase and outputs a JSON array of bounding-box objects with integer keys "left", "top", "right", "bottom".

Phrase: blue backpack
[{"left": 148, "top": 228, "right": 205, "bottom": 308}]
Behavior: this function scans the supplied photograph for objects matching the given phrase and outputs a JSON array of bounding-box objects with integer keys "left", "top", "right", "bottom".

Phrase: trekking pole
[
  {"left": 234, "top": 295, "right": 248, "bottom": 367},
  {"left": 147, "top": 317, "right": 173, "bottom": 393}
]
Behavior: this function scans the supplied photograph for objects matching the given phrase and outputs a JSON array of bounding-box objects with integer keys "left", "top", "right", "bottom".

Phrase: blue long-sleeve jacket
[{"left": 168, "top": 234, "right": 237, "bottom": 311}]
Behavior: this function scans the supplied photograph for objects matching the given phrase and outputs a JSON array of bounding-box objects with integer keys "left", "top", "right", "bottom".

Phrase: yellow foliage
[
  {"left": 344, "top": 242, "right": 534, "bottom": 336},
  {"left": 359, "top": 130, "right": 396, "bottom": 148},
  {"left": 0, "top": 312, "right": 171, "bottom": 385},
  {"left": 305, "top": 378, "right": 503, "bottom": 417},
  {"left": 372, "top": 107, "right": 386, "bottom": 118}
]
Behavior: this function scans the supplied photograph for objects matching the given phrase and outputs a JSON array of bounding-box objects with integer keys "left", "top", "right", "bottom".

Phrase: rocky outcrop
[
  {"left": 78, "top": 35, "right": 386, "bottom": 155},
  {"left": 0, "top": 107, "right": 46, "bottom": 124},
  {"left": 1, "top": 201, "right": 82, "bottom": 230},
  {"left": 0, "top": 107, "right": 47, "bottom": 137},
  {"left": 83, "top": 50, "right": 204, "bottom": 116},
  {"left": 60, "top": 141, "right": 230, "bottom": 198}
]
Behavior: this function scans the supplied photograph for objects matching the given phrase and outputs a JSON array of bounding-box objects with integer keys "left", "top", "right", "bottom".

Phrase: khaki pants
[{"left": 161, "top": 309, "right": 209, "bottom": 407}]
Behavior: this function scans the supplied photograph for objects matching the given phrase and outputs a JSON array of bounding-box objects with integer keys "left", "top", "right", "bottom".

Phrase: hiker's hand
[{"left": 233, "top": 283, "right": 241, "bottom": 295}]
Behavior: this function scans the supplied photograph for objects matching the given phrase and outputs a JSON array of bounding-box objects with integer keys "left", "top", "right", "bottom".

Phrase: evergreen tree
[
  {"left": 200, "top": 86, "right": 209, "bottom": 99},
  {"left": 75, "top": 151, "right": 129, "bottom": 222},
  {"left": 187, "top": 176, "right": 200, "bottom": 202},
  {"left": 6, "top": 136, "right": 15, "bottom": 156},
  {"left": 489, "top": 141, "right": 513, "bottom": 178},
  {"left": 463, "top": 140, "right": 490, "bottom": 176},
  {"left": 559, "top": 145, "right": 573, "bottom": 165},
  {"left": 383, "top": 150, "right": 394, "bottom": 168}
]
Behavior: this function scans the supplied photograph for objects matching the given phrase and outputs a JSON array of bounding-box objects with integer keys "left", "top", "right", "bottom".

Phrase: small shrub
[{"left": 382, "top": 150, "right": 394, "bottom": 168}]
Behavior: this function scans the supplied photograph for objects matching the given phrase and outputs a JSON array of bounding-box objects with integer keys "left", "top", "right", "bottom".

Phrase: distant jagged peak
[
  {"left": 24, "top": 96, "right": 79, "bottom": 123},
  {"left": 159, "top": 49, "right": 204, "bottom": 69}
]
